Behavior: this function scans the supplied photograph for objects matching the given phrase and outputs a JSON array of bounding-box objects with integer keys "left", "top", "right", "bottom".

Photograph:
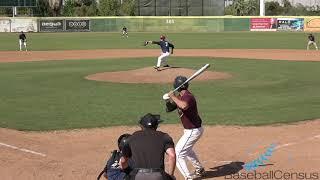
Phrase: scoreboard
[{"left": 0, "top": 0, "right": 37, "bottom": 7}]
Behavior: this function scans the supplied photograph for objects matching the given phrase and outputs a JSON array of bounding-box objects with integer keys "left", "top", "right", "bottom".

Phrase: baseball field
[{"left": 0, "top": 32, "right": 320, "bottom": 179}]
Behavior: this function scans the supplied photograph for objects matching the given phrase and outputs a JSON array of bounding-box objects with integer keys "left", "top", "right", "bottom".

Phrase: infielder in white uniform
[
  {"left": 122, "top": 26, "right": 128, "bottom": 38},
  {"left": 307, "top": 34, "right": 318, "bottom": 50},
  {"left": 19, "top": 31, "right": 27, "bottom": 51},
  {"left": 164, "top": 76, "right": 205, "bottom": 180}
]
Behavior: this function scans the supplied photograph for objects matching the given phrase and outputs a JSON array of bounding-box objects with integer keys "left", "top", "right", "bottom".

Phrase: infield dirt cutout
[
  {"left": 1, "top": 49, "right": 320, "bottom": 180},
  {"left": 86, "top": 67, "right": 231, "bottom": 84}
]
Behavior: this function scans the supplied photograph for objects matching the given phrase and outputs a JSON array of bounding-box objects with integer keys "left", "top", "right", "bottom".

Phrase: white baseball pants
[
  {"left": 156, "top": 52, "right": 170, "bottom": 67},
  {"left": 175, "top": 127, "right": 204, "bottom": 179},
  {"left": 19, "top": 39, "right": 27, "bottom": 51},
  {"left": 307, "top": 41, "right": 318, "bottom": 50}
]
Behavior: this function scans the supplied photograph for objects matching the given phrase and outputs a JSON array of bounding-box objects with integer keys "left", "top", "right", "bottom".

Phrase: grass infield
[
  {"left": 0, "top": 32, "right": 319, "bottom": 51},
  {"left": 0, "top": 57, "right": 320, "bottom": 131}
]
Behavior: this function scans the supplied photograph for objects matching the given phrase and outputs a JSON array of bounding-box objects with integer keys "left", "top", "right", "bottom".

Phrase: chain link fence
[{"left": 136, "top": 0, "right": 224, "bottom": 16}]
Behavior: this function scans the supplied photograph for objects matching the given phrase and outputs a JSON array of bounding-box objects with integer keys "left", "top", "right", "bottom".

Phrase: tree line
[
  {"left": 1, "top": 0, "right": 320, "bottom": 17},
  {"left": 225, "top": 0, "right": 320, "bottom": 16},
  {"left": 0, "top": 0, "right": 136, "bottom": 17}
]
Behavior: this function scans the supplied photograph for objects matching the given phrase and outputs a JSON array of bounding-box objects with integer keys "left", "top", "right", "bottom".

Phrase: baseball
[{"left": 163, "top": 93, "right": 170, "bottom": 100}]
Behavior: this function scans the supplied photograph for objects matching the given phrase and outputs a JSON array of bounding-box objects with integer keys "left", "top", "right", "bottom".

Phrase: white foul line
[
  {"left": 0, "top": 142, "right": 46, "bottom": 157},
  {"left": 275, "top": 134, "right": 320, "bottom": 150},
  {"left": 249, "top": 134, "right": 320, "bottom": 156}
]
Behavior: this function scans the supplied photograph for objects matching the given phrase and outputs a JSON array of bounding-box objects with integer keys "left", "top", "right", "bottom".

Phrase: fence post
[
  {"left": 138, "top": 0, "right": 140, "bottom": 16},
  {"left": 155, "top": 0, "right": 157, "bottom": 16},
  {"left": 169, "top": 0, "right": 171, "bottom": 16},
  {"left": 202, "top": 0, "right": 204, "bottom": 16},
  {"left": 186, "top": 0, "right": 188, "bottom": 16}
]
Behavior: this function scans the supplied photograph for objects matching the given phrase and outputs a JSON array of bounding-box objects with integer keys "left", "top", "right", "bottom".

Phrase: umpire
[{"left": 120, "top": 113, "right": 176, "bottom": 180}]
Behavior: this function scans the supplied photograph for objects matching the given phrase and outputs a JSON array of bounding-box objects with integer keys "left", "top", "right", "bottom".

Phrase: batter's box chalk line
[{"left": 0, "top": 142, "right": 46, "bottom": 157}]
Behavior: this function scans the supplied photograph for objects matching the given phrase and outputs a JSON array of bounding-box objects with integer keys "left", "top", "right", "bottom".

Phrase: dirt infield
[
  {"left": 1, "top": 120, "right": 320, "bottom": 180},
  {"left": 1, "top": 49, "right": 320, "bottom": 180},
  {"left": 1, "top": 49, "right": 320, "bottom": 63}
]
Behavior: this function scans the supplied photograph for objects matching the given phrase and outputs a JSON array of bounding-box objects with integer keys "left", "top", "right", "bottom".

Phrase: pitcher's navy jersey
[{"left": 153, "top": 40, "right": 174, "bottom": 53}]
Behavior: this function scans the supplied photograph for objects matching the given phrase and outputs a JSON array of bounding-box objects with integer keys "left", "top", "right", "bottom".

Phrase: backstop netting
[
  {"left": 0, "top": 0, "right": 37, "bottom": 7},
  {"left": 136, "top": 0, "right": 224, "bottom": 16}
]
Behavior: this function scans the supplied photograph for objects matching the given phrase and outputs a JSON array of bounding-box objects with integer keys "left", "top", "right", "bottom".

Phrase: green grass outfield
[
  {"left": 0, "top": 32, "right": 319, "bottom": 51},
  {"left": 1, "top": 57, "right": 320, "bottom": 131}
]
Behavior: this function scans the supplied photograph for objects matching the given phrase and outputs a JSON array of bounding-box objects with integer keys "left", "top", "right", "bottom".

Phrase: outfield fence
[{"left": 0, "top": 16, "right": 320, "bottom": 33}]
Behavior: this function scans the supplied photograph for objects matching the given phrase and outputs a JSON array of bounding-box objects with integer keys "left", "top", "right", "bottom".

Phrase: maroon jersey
[{"left": 178, "top": 90, "right": 202, "bottom": 129}]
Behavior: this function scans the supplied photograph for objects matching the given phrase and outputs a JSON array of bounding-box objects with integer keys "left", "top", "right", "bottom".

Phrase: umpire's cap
[
  {"left": 174, "top": 75, "right": 189, "bottom": 92},
  {"left": 139, "top": 113, "right": 163, "bottom": 129},
  {"left": 118, "top": 133, "right": 131, "bottom": 150}
]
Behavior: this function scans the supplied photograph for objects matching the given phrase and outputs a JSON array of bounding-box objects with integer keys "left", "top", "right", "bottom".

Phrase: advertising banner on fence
[
  {"left": 277, "top": 18, "right": 304, "bottom": 31},
  {"left": 250, "top": 18, "right": 277, "bottom": 31},
  {"left": 0, "top": 19, "right": 10, "bottom": 32},
  {"left": 39, "top": 20, "right": 64, "bottom": 32},
  {"left": 65, "top": 20, "right": 90, "bottom": 32},
  {"left": 10, "top": 18, "right": 38, "bottom": 32},
  {"left": 304, "top": 18, "right": 320, "bottom": 32},
  {"left": 11, "top": 19, "right": 38, "bottom": 32}
]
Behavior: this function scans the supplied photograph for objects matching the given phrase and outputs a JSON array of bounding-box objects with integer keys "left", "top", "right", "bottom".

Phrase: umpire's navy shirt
[{"left": 122, "top": 129, "right": 174, "bottom": 169}]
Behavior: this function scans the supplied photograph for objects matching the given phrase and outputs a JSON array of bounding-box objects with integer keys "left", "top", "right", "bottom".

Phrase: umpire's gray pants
[{"left": 135, "top": 172, "right": 164, "bottom": 180}]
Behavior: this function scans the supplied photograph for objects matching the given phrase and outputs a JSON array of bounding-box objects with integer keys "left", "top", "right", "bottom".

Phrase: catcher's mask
[
  {"left": 173, "top": 76, "right": 189, "bottom": 92},
  {"left": 139, "top": 113, "right": 163, "bottom": 130},
  {"left": 160, "top": 35, "right": 166, "bottom": 40},
  {"left": 118, "top": 133, "right": 131, "bottom": 151}
]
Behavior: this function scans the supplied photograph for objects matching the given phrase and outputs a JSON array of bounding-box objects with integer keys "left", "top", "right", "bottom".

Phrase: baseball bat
[{"left": 172, "top": 63, "right": 211, "bottom": 92}]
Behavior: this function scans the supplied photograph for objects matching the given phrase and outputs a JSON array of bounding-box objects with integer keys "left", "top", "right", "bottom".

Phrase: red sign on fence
[{"left": 250, "top": 18, "right": 277, "bottom": 31}]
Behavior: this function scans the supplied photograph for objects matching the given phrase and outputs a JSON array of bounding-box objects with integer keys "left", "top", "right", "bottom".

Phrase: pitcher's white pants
[
  {"left": 175, "top": 127, "right": 204, "bottom": 179},
  {"left": 19, "top": 39, "right": 27, "bottom": 51},
  {"left": 156, "top": 52, "right": 170, "bottom": 67},
  {"left": 307, "top": 41, "right": 318, "bottom": 50}
]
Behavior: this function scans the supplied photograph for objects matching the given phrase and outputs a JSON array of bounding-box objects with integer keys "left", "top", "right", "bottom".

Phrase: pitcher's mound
[{"left": 86, "top": 67, "right": 231, "bottom": 84}]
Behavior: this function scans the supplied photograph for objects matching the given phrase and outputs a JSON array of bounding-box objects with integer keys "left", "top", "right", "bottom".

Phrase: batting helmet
[
  {"left": 117, "top": 133, "right": 131, "bottom": 150},
  {"left": 160, "top": 35, "right": 166, "bottom": 40},
  {"left": 173, "top": 76, "right": 189, "bottom": 92}
]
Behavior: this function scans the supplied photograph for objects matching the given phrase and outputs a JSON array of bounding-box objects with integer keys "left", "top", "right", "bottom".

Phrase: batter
[{"left": 165, "top": 76, "right": 205, "bottom": 179}]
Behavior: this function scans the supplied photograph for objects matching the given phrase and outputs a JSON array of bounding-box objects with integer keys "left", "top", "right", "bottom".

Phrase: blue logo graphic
[{"left": 243, "top": 143, "right": 276, "bottom": 171}]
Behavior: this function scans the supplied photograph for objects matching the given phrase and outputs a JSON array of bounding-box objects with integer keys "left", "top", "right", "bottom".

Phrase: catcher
[
  {"left": 144, "top": 35, "right": 174, "bottom": 71},
  {"left": 19, "top": 31, "right": 27, "bottom": 51},
  {"left": 97, "top": 134, "right": 132, "bottom": 180}
]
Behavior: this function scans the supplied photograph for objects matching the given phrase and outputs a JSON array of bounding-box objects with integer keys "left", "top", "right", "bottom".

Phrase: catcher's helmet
[
  {"left": 160, "top": 35, "right": 166, "bottom": 40},
  {"left": 118, "top": 133, "right": 131, "bottom": 150},
  {"left": 173, "top": 76, "right": 189, "bottom": 92}
]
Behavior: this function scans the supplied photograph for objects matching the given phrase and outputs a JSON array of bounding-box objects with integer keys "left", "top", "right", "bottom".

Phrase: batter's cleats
[
  {"left": 195, "top": 167, "right": 205, "bottom": 176},
  {"left": 185, "top": 174, "right": 201, "bottom": 180}
]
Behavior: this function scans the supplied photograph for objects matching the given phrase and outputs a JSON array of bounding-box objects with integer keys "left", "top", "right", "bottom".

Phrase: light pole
[{"left": 260, "top": 0, "right": 265, "bottom": 16}]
